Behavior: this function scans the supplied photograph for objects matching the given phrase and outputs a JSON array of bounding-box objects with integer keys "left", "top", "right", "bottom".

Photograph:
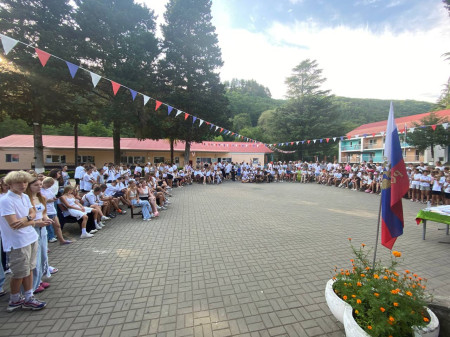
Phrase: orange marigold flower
[
  {"left": 348, "top": 238, "right": 352, "bottom": 241},
  {"left": 357, "top": 299, "right": 362, "bottom": 304},
  {"left": 418, "top": 277, "right": 422, "bottom": 281},
  {"left": 345, "top": 272, "right": 350, "bottom": 276},
  {"left": 332, "top": 276, "right": 336, "bottom": 280},
  {"left": 405, "top": 270, "right": 410, "bottom": 274},
  {"left": 389, "top": 316, "right": 395, "bottom": 322},
  {"left": 361, "top": 274, "right": 365, "bottom": 277},
  {"left": 391, "top": 289, "right": 398, "bottom": 295},
  {"left": 406, "top": 291, "right": 413, "bottom": 296},
  {"left": 393, "top": 272, "right": 399, "bottom": 277},
  {"left": 343, "top": 295, "right": 348, "bottom": 300},
  {"left": 350, "top": 259, "right": 354, "bottom": 262},
  {"left": 361, "top": 243, "right": 366, "bottom": 247},
  {"left": 365, "top": 267, "right": 370, "bottom": 270},
  {"left": 392, "top": 278, "right": 398, "bottom": 282},
  {"left": 352, "top": 294, "right": 356, "bottom": 298},
  {"left": 393, "top": 302, "right": 399, "bottom": 307},
  {"left": 355, "top": 310, "right": 359, "bottom": 314},
  {"left": 424, "top": 317, "right": 429, "bottom": 322},
  {"left": 383, "top": 276, "right": 389, "bottom": 280},
  {"left": 392, "top": 251, "right": 402, "bottom": 257},
  {"left": 373, "top": 274, "right": 379, "bottom": 279},
  {"left": 380, "top": 307, "right": 386, "bottom": 312},
  {"left": 412, "top": 285, "right": 416, "bottom": 288},
  {"left": 357, "top": 282, "right": 362, "bottom": 287},
  {"left": 374, "top": 292, "right": 380, "bottom": 297},
  {"left": 367, "top": 326, "right": 372, "bottom": 330}
]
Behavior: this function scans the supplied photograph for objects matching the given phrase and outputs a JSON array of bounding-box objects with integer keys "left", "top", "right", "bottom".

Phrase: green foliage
[
  {"left": 333, "top": 97, "right": 435, "bottom": 126},
  {"left": 333, "top": 242, "right": 429, "bottom": 337},
  {"left": 224, "top": 78, "right": 272, "bottom": 98},
  {"left": 285, "top": 59, "right": 331, "bottom": 99},
  {"left": 406, "top": 112, "right": 449, "bottom": 160},
  {"left": 157, "top": 0, "right": 230, "bottom": 150}
]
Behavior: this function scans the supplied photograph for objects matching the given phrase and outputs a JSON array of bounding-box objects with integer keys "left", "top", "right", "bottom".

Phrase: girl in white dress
[{"left": 60, "top": 186, "right": 97, "bottom": 238}]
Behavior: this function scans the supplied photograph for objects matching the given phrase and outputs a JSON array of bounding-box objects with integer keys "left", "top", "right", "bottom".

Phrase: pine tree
[{"left": 158, "top": 0, "right": 230, "bottom": 164}]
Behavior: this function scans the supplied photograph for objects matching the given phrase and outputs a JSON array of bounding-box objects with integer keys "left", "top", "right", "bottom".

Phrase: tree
[
  {"left": 406, "top": 112, "right": 449, "bottom": 161},
  {"left": 271, "top": 59, "right": 342, "bottom": 160},
  {"left": 224, "top": 78, "right": 272, "bottom": 98},
  {"left": 158, "top": 0, "right": 230, "bottom": 164},
  {"left": 285, "top": 59, "right": 331, "bottom": 99},
  {"left": 74, "top": 0, "right": 160, "bottom": 164},
  {"left": 0, "top": 0, "right": 76, "bottom": 172}
]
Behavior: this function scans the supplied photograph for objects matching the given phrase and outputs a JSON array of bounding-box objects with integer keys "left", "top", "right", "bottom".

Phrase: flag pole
[{"left": 372, "top": 160, "right": 388, "bottom": 269}]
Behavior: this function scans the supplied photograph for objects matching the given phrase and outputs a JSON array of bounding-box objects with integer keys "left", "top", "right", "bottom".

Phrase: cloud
[{"left": 215, "top": 2, "right": 450, "bottom": 101}]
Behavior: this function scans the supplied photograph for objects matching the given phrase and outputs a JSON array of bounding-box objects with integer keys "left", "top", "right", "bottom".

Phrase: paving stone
[{"left": 0, "top": 183, "right": 446, "bottom": 336}]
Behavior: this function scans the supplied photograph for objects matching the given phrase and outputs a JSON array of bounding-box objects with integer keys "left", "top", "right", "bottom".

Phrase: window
[
  {"left": 46, "top": 155, "right": 66, "bottom": 163},
  {"left": 154, "top": 157, "right": 164, "bottom": 164},
  {"left": 133, "top": 156, "right": 145, "bottom": 164},
  {"left": 219, "top": 157, "right": 231, "bottom": 163},
  {"left": 77, "top": 155, "right": 95, "bottom": 164},
  {"left": 5, "top": 154, "right": 19, "bottom": 163},
  {"left": 174, "top": 157, "right": 180, "bottom": 164},
  {"left": 252, "top": 158, "right": 259, "bottom": 164},
  {"left": 196, "top": 157, "right": 212, "bottom": 163}
]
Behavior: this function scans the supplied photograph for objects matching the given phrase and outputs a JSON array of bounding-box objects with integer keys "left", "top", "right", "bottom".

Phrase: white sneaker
[
  {"left": 89, "top": 229, "right": 98, "bottom": 234},
  {"left": 101, "top": 216, "right": 110, "bottom": 221},
  {"left": 156, "top": 205, "right": 162, "bottom": 210},
  {"left": 80, "top": 232, "right": 94, "bottom": 239},
  {"left": 95, "top": 223, "right": 102, "bottom": 230},
  {"left": 99, "top": 222, "right": 105, "bottom": 227}
]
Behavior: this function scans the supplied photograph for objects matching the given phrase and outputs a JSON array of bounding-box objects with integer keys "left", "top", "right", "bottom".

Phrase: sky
[{"left": 139, "top": 0, "right": 450, "bottom": 102}]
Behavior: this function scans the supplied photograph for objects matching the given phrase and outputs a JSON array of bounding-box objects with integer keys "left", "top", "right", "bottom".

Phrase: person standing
[{"left": 0, "top": 171, "right": 47, "bottom": 311}]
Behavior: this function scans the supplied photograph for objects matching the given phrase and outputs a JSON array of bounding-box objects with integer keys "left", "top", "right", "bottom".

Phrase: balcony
[{"left": 341, "top": 145, "right": 361, "bottom": 151}]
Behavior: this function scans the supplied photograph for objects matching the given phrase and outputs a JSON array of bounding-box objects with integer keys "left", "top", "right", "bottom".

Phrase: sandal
[{"left": 49, "top": 267, "right": 59, "bottom": 275}]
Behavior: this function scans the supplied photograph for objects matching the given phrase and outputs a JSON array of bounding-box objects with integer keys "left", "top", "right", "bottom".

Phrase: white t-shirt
[
  {"left": 420, "top": 175, "right": 431, "bottom": 187},
  {"left": 83, "top": 173, "right": 95, "bottom": 191},
  {"left": 0, "top": 191, "right": 39, "bottom": 251},
  {"left": 74, "top": 166, "right": 85, "bottom": 179},
  {"left": 40, "top": 187, "right": 57, "bottom": 215}
]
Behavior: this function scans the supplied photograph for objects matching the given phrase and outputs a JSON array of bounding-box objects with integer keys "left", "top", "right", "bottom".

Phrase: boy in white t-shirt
[{"left": 0, "top": 171, "right": 47, "bottom": 311}]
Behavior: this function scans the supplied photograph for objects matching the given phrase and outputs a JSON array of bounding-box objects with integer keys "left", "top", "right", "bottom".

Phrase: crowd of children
[{"left": 0, "top": 158, "right": 449, "bottom": 313}]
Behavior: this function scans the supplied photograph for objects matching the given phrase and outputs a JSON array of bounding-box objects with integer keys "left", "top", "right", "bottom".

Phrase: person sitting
[{"left": 126, "top": 181, "right": 152, "bottom": 221}]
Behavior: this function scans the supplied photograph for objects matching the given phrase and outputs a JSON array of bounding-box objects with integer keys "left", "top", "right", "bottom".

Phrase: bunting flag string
[{"left": 0, "top": 33, "right": 448, "bottom": 154}]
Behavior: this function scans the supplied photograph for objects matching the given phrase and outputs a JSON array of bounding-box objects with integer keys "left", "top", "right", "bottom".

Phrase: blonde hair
[
  {"left": 42, "top": 177, "right": 55, "bottom": 186},
  {"left": 63, "top": 185, "right": 74, "bottom": 194},
  {"left": 4, "top": 170, "right": 33, "bottom": 185}
]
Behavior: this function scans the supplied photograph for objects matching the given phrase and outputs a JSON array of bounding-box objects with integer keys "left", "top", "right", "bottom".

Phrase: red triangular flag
[
  {"left": 184, "top": 113, "right": 189, "bottom": 120},
  {"left": 290, "top": 142, "right": 294, "bottom": 145},
  {"left": 326, "top": 138, "right": 330, "bottom": 143},
  {"left": 347, "top": 136, "right": 352, "bottom": 140},
  {"left": 111, "top": 81, "right": 121, "bottom": 96},
  {"left": 220, "top": 128, "right": 224, "bottom": 133},
  {"left": 35, "top": 48, "right": 51, "bottom": 67},
  {"left": 431, "top": 125, "right": 436, "bottom": 131},
  {"left": 206, "top": 122, "right": 210, "bottom": 125},
  {"left": 307, "top": 140, "right": 311, "bottom": 144},
  {"left": 372, "top": 133, "right": 375, "bottom": 137},
  {"left": 155, "top": 100, "right": 162, "bottom": 111}
]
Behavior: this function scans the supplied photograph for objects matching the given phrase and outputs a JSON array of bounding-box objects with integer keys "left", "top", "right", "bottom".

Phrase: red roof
[
  {"left": 347, "top": 109, "right": 450, "bottom": 137},
  {"left": 0, "top": 135, "right": 273, "bottom": 153}
]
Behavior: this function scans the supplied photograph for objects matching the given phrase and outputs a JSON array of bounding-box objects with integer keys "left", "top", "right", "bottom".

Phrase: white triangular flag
[
  {"left": 443, "top": 123, "right": 448, "bottom": 130},
  {"left": 313, "top": 139, "right": 316, "bottom": 143},
  {"left": 0, "top": 34, "right": 18, "bottom": 55},
  {"left": 380, "top": 131, "right": 385, "bottom": 136},
  {"left": 143, "top": 95, "right": 150, "bottom": 106},
  {"left": 409, "top": 127, "right": 415, "bottom": 133},
  {"left": 90, "top": 72, "right": 101, "bottom": 88},
  {"left": 333, "top": 137, "right": 337, "bottom": 142},
  {"left": 175, "top": 110, "right": 182, "bottom": 117},
  {"left": 296, "top": 141, "right": 299, "bottom": 145},
  {"left": 215, "top": 126, "right": 219, "bottom": 131},
  {"left": 199, "top": 119, "right": 204, "bottom": 126}
]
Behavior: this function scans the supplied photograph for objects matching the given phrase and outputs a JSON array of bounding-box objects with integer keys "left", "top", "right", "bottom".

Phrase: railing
[{"left": 341, "top": 145, "right": 361, "bottom": 151}]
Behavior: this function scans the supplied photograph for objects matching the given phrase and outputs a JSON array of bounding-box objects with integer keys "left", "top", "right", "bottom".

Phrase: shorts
[
  {"left": 167, "top": 174, "right": 173, "bottom": 180},
  {"left": 431, "top": 190, "right": 441, "bottom": 195},
  {"left": 75, "top": 178, "right": 80, "bottom": 185},
  {"left": 420, "top": 186, "right": 430, "bottom": 191},
  {"left": 113, "top": 192, "right": 124, "bottom": 197},
  {"left": 412, "top": 183, "right": 420, "bottom": 189},
  {"left": 446, "top": 193, "right": 450, "bottom": 199},
  {"left": 8, "top": 241, "right": 38, "bottom": 279}
]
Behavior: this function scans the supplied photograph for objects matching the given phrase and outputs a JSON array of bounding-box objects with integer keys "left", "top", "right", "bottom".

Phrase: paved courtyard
[{"left": 0, "top": 182, "right": 448, "bottom": 337}]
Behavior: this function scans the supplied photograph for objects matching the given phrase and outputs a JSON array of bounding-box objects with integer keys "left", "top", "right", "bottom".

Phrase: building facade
[
  {"left": 0, "top": 135, "right": 273, "bottom": 171},
  {"left": 339, "top": 109, "right": 450, "bottom": 164}
]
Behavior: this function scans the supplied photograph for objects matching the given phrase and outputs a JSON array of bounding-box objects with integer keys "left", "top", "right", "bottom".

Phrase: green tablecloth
[{"left": 416, "top": 210, "right": 450, "bottom": 225}]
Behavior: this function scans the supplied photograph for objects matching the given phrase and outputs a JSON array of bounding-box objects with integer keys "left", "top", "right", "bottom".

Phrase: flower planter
[
  {"left": 325, "top": 279, "right": 351, "bottom": 324},
  {"left": 342, "top": 299, "right": 440, "bottom": 337},
  {"left": 325, "top": 279, "right": 440, "bottom": 337}
]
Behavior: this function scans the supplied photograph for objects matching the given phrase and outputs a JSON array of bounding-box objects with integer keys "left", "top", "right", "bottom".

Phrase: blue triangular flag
[
  {"left": 340, "top": 136, "right": 344, "bottom": 140},
  {"left": 129, "top": 89, "right": 137, "bottom": 101},
  {"left": 168, "top": 106, "right": 173, "bottom": 115},
  {"left": 301, "top": 141, "right": 305, "bottom": 144},
  {"left": 66, "top": 61, "right": 79, "bottom": 79},
  {"left": 192, "top": 116, "right": 197, "bottom": 124},
  {"left": 319, "top": 139, "right": 323, "bottom": 143}
]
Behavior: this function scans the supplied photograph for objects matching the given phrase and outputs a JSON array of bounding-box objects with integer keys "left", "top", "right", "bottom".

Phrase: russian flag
[{"left": 381, "top": 103, "right": 409, "bottom": 249}]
